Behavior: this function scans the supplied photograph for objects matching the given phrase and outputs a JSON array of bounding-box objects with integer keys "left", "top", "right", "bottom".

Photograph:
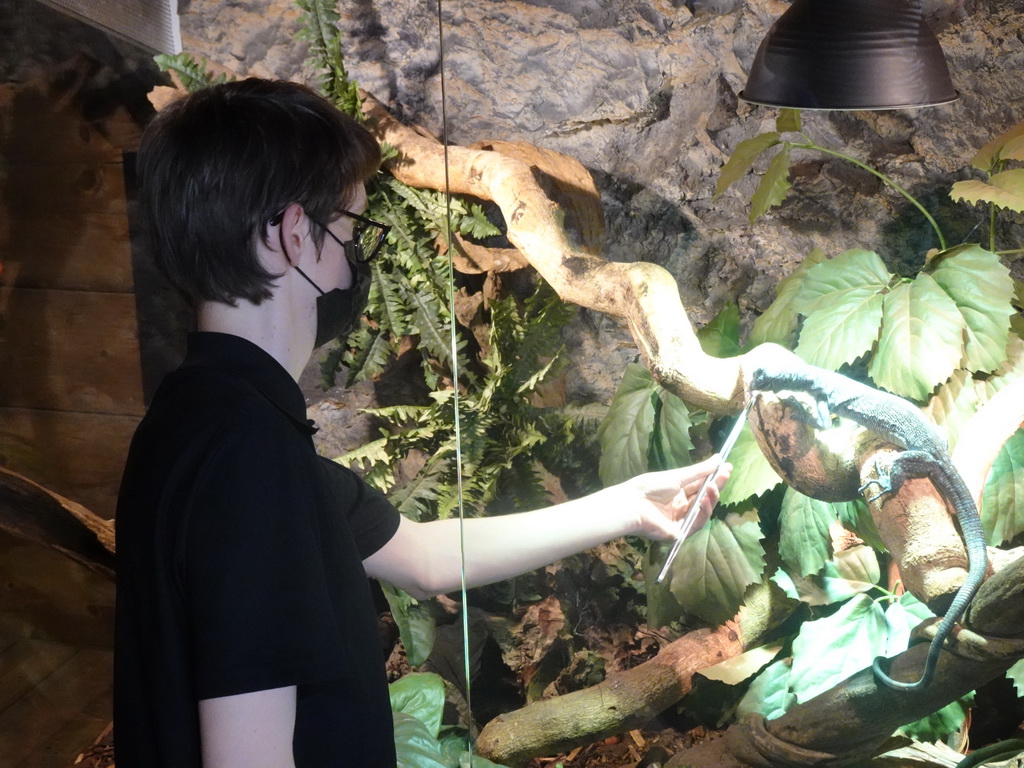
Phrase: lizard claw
[{"left": 859, "top": 458, "right": 894, "bottom": 502}]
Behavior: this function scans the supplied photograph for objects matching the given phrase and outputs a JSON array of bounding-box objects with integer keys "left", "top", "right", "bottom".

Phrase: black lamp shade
[{"left": 740, "top": 0, "right": 958, "bottom": 110}]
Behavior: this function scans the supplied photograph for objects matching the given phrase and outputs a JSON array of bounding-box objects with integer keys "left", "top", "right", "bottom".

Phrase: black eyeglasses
[
  {"left": 318, "top": 209, "right": 391, "bottom": 264},
  {"left": 269, "top": 208, "right": 391, "bottom": 264}
]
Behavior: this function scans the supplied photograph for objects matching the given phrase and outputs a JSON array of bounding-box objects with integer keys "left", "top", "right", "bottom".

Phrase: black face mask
[{"left": 296, "top": 259, "right": 372, "bottom": 348}]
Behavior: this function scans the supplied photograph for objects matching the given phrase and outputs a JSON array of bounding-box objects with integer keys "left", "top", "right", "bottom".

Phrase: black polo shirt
[{"left": 114, "top": 332, "right": 401, "bottom": 767}]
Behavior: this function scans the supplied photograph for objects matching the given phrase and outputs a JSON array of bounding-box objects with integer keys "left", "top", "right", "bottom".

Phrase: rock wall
[{"left": 177, "top": 0, "right": 1024, "bottom": 415}]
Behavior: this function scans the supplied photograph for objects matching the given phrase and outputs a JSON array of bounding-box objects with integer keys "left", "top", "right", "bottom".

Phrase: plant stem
[
  {"left": 792, "top": 141, "right": 947, "bottom": 251},
  {"left": 990, "top": 203, "right": 997, "bottom": 252}
]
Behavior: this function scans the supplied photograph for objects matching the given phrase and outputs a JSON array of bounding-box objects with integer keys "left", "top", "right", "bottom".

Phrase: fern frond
[{"left": 153, "top": 53, "right": 231, "bottom": 92}]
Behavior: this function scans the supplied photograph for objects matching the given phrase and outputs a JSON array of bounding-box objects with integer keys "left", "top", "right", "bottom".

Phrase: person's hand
[{"left": 611, "top": 454, "right": 732, "bottom": 540}]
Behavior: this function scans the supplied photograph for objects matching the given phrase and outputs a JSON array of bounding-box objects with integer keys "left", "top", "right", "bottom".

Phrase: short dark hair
[{"left": 137, "top": 78, "right": 381, "bottom": 306}]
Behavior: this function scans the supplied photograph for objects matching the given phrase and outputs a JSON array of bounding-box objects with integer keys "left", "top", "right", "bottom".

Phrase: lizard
[{"left": 749, "top": 359, "right": 989, "bottom": 691}]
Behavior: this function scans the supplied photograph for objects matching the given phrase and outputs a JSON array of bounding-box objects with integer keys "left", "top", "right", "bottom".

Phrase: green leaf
[
  {"left": 925, "top": 369, "right": 987, "bottom": 450},
  {"left": 981, "top": 429, "right": 1024, "bottom": 546},
  {"left": 715, "top": 132, "right": 782, "bottom": 198},
  {"left": 970, "top": 121, "right": 1024, "bottom": 173},
  {"left": 737, "top": 659, "right": 797, "bottom": 721},
  {"left": 835, "top": 499, "right": 886, "bottom": 552},
  {"left": 791, "top": 249, "right": 890, "bottom": 369},
  {"left": 869, "top": 275, "right": 966, "bottom": 400},
  {"left": 883, "top": 593, "right": 934, "bottom": 656},
  {"left": 668, "top": 511, "right": 766, "bottom": 626},
  {"left": 389, "top": 672, "right": 447, "bottom": 738},
  {"left": 717, "top": 426, "right": 783, "bottom": 506},
  {"left": 897, "top": 695, "right": 973, "bottom": 743},
  {"left": 750, "top": 145, "right": 793, "bottom": 221},
  {"left": 930, "top": 245, "right": 1014, "bottom": 373},
  {"left": 776, "top": 109, "right": 802, "bottom": 134},
  {"left": 153, "top": 53, "right": 230, "bottom": 91},
  {"left": 789, "top": 594, "right": 887, "bottom": 702},
  {"left": 950, "top": 169, "right": 1024, "bottom": 213},
  {"left": 650, "top": 388, "right": 695, "bottom": 471},
  {"left": 380, "top": 583, "right": 437, "bottom": 667},
  {"left": 598, "top": 363, "right": 657, "bottom": 485},
  {"left": 698, "top": 301, "right": 743, "bottom": 358},
  {"left": 783, "top": 546, "right": 881, "bottom": 606},
  {"left": 392, "top": 711, "right": 449, "bottom": 768},
  {"left": 438, "top": 729, "right": 511, "bottom": 768},
  {"left": 793, "top": 249, "right": 892, "bottom": 313},
  {"left": 750, "top": 248, "right": 828, "bottom": 347},
  {"left": 1009, "top": 659, "right": 1024, "bottom": 697},
  {"left": 778, "top": 490, "right": 835, "bottom": 577}
]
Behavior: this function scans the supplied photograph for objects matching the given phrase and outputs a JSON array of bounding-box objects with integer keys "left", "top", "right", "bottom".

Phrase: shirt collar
[{"left": 181, "top": 332, "right": 318, "bottom": 436}]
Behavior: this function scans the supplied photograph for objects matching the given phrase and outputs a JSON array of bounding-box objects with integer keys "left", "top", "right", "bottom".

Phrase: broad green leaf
[
  {"left": 669, "top": 512, "right": 766, "bottom": 626},
  {"left": 698, "top": 301, "right": 743, "bottom": 358},
  {"left": 930, "top": 245, "right": 1014, "bottom": 372},
  {"left": 897, "top": 695, "right": 973, "bottom": 743},
  {"left": 715, "top": 132, "right": 782, "bottom": 198},
  {"left": 737, "top": 658, "right": 797, "bottom": 721},
  {"left": 1009, "top": 659, "right": 1024, "bottom": 697},
  {"left": 390, "top": 672, "right": 447, "bottom": 738},
  {"left": 644, "top": 540, "right": 686, "bottom": 630},
  {"left": 598, "top": 363, "right": 657, "bottom": 485},
  {"left": 792, "top": 248, "right": 892, "bottom": 313},
  {"left": 750, "top": 248, "right": 829, "bottom": 347},
  {"left": 999, "top": 134, "right": 1024, "bottom": 163},
  {"left": 698, "top": 643, "right": 782, "bottom": 684},
  {"left": 988, "top": 334, "right": 1024, "bottom": 393},
  {"left": 883, "top": 593, "right": 935, "bottom": 656},
  {"left": 795, "top": 286, "right": 885, "bottom": 369},
  {"left": 750, "top": 145, "right": 793, "bottom": 221},
  {"left": 776, "top": 109, "right": 802, "bottom": 133},
  {"left": 832, "top": 545, "right": 881, "bottom": 590},
  {"left": 924, "top": 368, "right": 986, "bottom": 449},
  {"left": 981, "top": 429, "right": 1024, "bottom": 546},
  {"left": 784, "top": 546, "right": 880, "bottom": 606},
  {"left": 791, "top": 250, "right": 890, "bottom": 368},
  {"left": 779, "top": 490, "right": 835, "bottom": 577},
  {"left": 789, "top": 594, "right": 887, "bottom": 701},
  {"left": 392, "top": 711, "right": 448, "bottom": 768},
  {"left": 870, "top": 276, "right": 965, "bottom": 400},
  {"left": 717, "top": 426, "right": 783, "bottom": 505},
  {"left": 438, "top": 729, "right": 511, "bottom": 768},
  {"left": 380, "top": 583, "right": 437, "bottom": 666},
  {"left": 970, "top": 121, "right": 1024, "bottom": 173},
  {"left": 950, "top": 169, "right": 1024, "bottom": 212},
  {"left": 651, "top": 388, "right": 695, "bottom": 471},
  {"left": 835, "top": 499, "right": 887, "bottom": 552}
]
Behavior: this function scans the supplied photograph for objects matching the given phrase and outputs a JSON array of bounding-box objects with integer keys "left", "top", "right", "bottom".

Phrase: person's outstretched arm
[{"left": 363, "top": 456, "right": 730, "bottom": 599}]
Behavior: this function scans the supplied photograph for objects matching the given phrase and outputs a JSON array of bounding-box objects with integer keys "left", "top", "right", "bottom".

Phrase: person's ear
[{"left": 276, "top": 203, "right": 308, "bottom": 266}]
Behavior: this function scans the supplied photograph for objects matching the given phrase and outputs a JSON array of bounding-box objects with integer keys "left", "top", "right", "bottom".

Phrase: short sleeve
[
  {"left": 181, "top": 421, "right": 345, "bottom": 700},
  {"left": 317, "top": 457, "right": 400, "bottom": 559}
]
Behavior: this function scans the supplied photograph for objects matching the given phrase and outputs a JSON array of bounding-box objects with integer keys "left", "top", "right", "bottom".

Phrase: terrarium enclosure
[{"left": 2, "top": 0, "right": 1024, "bottom": 766}]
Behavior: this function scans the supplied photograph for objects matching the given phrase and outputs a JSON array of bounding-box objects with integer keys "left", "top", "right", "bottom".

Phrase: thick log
[
  {"left": 475, "top": 580, "right": 796, "bottom": 766},
  {"left": 664, "top": 552, "right": 1024, "bottom": 768},
  {"left": 0, "top": 466, "right": 115, "bottom": 580}
]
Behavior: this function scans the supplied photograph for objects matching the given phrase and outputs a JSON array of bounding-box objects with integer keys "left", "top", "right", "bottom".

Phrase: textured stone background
[{"left": 176, "top": 0, "right": 1024, "bottom": 443}]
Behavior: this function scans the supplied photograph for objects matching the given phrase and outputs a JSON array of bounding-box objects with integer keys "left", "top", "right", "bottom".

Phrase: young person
[{"left": 114, "top": 77, "right": 731, "bottom": 768}]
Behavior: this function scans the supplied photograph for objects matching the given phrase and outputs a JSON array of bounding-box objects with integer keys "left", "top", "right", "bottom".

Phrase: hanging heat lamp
[{"left": 740, "top": 0, "right": 958, "bottom": 110}]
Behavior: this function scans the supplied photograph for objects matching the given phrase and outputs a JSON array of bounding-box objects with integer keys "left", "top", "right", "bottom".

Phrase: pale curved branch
[{"left": 362, "top": 91, "right": 776, "bottom": 414}]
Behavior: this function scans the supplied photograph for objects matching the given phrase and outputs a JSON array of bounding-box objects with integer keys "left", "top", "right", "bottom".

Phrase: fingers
[{"left": 668, "top": 461, "right": 732, "bottom": 520}]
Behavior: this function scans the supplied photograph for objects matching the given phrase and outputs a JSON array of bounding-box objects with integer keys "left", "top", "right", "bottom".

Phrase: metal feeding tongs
[{"left": 655, "top": 400, "right": 751, "bottom": 584}]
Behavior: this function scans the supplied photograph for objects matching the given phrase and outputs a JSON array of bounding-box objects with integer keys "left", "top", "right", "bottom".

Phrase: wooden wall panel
[
  {"left": 0, "top": 288, "right": 144, "bottom": 415},
  {"left": 0, "top": 408, "right": 137, "bottom": 519},
  {"left": 0, "top": 68, "right": 147, "bottom": 521},
  {"left": 5, "top": 213, "right": 134, "bottom": 293}
]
